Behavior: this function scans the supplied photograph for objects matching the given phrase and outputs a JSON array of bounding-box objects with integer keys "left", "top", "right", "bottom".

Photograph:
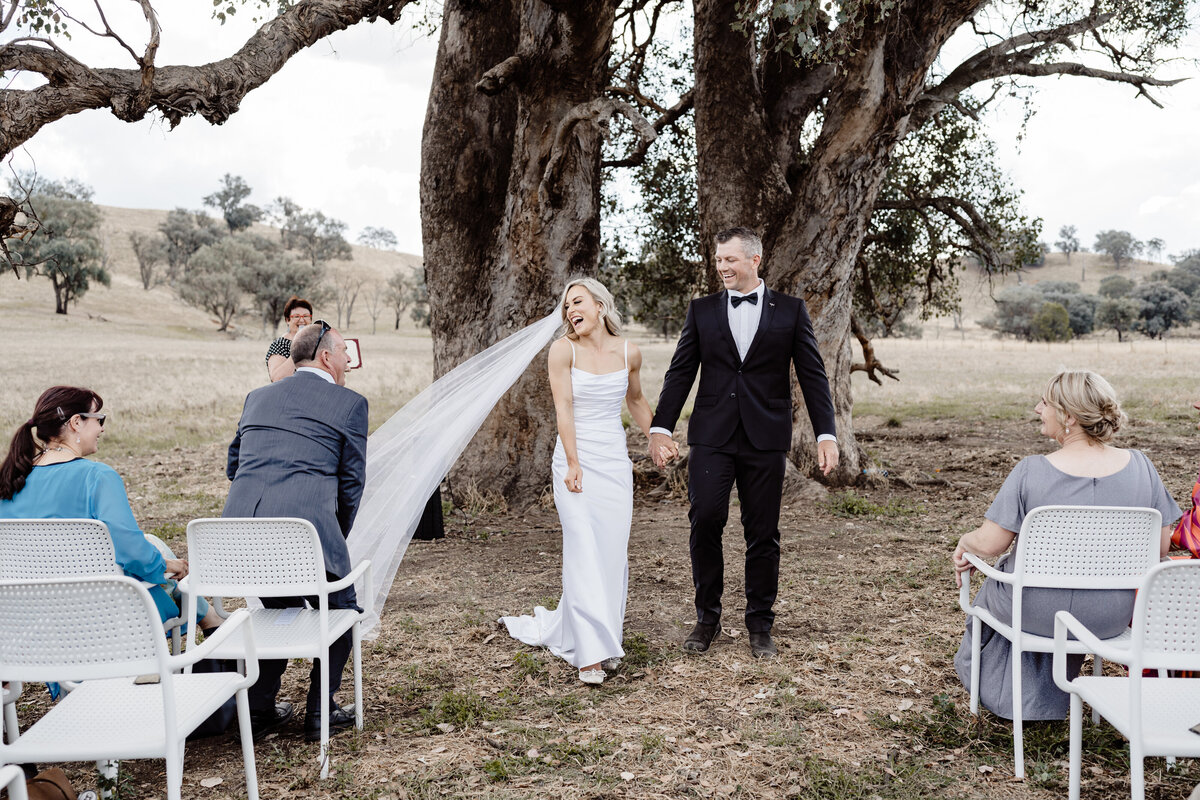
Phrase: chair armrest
[
  {"left": 0, "top": 764, "right": 29, "bottom": 800},
  {"left": 325, "top": 560, "right": 373, "bottom": 616},
  {"left": 1053, "top": 611, "right": 1130, "bottom": 692},
  {"left": 166, "top": 608, "right": 259, "bottom": 683},
  {"left": 964, "top": 553, "right": 1013, "bottom": 583}
]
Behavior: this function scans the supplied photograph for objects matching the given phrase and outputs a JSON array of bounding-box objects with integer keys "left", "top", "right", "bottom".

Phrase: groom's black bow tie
[{"left": 731, "top": 293, "right": 759, "bottom": 308}]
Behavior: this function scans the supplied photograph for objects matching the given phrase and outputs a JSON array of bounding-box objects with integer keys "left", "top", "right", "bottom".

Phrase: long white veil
[{"left": 348, "top": 310, "right": 561, "bottom": 635}]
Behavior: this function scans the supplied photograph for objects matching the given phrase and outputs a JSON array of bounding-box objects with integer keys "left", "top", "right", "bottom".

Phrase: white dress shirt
[
  {"left": 296, "top": 366, "right": 335, "bottom": 384},
  {"left": 650, "top": 280, "right": 836, "bottom": 444}
]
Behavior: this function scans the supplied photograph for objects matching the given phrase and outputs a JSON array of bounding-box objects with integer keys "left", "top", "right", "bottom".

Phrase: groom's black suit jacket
[{"left": 651, "top": 287, "right": 835, "bottom": 451}]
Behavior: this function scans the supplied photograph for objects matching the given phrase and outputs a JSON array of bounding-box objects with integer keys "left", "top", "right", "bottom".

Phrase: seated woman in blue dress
[
  {"left": 951, "top": 370, "right": 1180, "bottom": 720},
  {"left": 0, "top": 385, "right": 222, "bottom": 632}
]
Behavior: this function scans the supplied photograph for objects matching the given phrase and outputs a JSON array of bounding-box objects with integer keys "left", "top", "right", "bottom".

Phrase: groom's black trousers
[{"left": 687, "top": 422, "right": 787, "bottom": 633}]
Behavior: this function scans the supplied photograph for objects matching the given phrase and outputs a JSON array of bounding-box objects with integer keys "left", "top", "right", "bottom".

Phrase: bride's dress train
[{"left": 501, "top": 343, "right": 632, "bottom": 668}]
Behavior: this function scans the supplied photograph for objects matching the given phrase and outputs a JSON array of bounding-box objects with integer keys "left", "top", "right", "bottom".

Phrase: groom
[{"left": 650, "top": 226, "right": 838, "bottom": 658}]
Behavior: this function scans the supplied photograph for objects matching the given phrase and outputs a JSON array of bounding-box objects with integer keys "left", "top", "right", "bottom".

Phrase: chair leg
[
  {"left": 97, "top": 759, "right": 119, "bottom": 800},
  {"left": 1069, "top": 693, "right": 1082, "bottom": 800},
  {"left": 319, "top": 653, "right": 330, "bottom": 780},
  {"left": 969, "top": 616, "right": 981, "bottom": 715},
  {"left": 1091, "top": 656, "right": 1102, "bottom": 725},
  {"left": 165, "top": 740, "right": 183, "bottom": 800},
  {"left": 235, "top": 689, "right": 260, "bottom": 800},
  {"left": 3, "top": 701, "right": 18, "bottom": 744},
  {"left": 1130, "top": 743, "right": 1145, "bottom": 800},
  {"left": 353, "top": 623, "right": 363, "bottom": 731},
  {"left": 1012, "top": 644, "right": 1024, "bottom": 779}
]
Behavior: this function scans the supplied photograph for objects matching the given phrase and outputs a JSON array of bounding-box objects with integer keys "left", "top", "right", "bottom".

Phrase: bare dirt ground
[{"left": 13, "top": 417, "right": 1200, "bottom": 800}]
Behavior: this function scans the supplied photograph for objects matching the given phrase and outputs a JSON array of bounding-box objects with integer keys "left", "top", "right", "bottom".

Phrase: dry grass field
[{"left": 2, "top": 216, "right": 1198, "bottom": 800}]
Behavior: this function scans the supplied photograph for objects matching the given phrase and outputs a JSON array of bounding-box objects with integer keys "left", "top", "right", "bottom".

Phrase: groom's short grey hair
[
  {"left": 715, "top": 226, "right": 762, "bottom": 259},
  {"left": 292, "top": 321, "right": 335, "bottom": 365}
]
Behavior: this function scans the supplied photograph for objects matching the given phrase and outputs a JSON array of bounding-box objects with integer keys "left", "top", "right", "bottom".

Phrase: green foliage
[
  {"left": 983, "top": 285, "right": 1043, "bottom": 340},
  {"left": 1055, "top": 224, "right": 1080, "bottom": 261},
  {"left": 1098, "top": 274, "right": 1136, "bottom": 299},
  {"left": 271, "top": 197, "right": 352, "bottom": 268},
  {"left": 1094, "top": 229, "right": 1142, "bottom": 269},
  {"left": 420, "top": 689, "right": 503, "bottom": 731},
  {"left": 128, "top": 231, "right": 168, "bottom": 290},
  {"left": 234, "top": 234, "right": 326, "bottom": 330},
  {"left": 358, "top": 226, "right": 398, "bottom": 250},
  {"left": 158, "top": 208, "right": 225, "bottom": 278},
  {"left": 1095, "top": 297, "right": 1142, "bottom": 342},
  {"left": 1130, "top": 282, "right": 1189, "bottom": 338},
  {"left": 1031, "top": 301, "right": 1072, "bottom": 342},
  {"left": 826, "top": 491, "right": 921, "bottom": 518},
  {"left": 1036, "top": 282, "right": 1096, "bottom": 335},
  {"left": 202, "top": 173, "right": 262, "bottom": 233},
  {"left": 856, "top": 108, "right": 1040, "bottom": 338},
  {"left": 8, "top": 177, "right": 108, "bottom": 314},
  {"left": 178, "top": 236, "right": 263, "bottom": 331}
]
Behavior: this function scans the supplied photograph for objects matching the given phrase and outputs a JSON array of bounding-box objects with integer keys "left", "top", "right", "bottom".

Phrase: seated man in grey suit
[{"left": 224, "top": 320, "right": 368, "bottom": 741}]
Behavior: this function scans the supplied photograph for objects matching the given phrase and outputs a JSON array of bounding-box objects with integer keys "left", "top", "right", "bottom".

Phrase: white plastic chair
[
  {"left": 1054, "top": 560, "right": 1200, "bottom": 800},
  {"left": 0, "top": 763, "right": 29, "bottom": 800},
  {"left": 959, "top": 505, "right": 1162, "bottom": 777},
  {"left": 180, "top": 517, "right": 373, "bottom": 779},
  {"left": 0, "top": 575, "right": 260, "bottom": 800},
  {"left": 2, "top": 679, "right": 20, "bottom": 743},
  {"left": 0, "top": 519, "right": 186, "bottom": 653}
]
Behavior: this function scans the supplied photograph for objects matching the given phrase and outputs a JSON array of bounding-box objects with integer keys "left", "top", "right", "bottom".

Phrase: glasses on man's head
[
  {"left": 304, "top": 319, "right": 332, "bottom": 361},
  {"left": 79, "top": 412, "right": 106, "bottom": 427}
]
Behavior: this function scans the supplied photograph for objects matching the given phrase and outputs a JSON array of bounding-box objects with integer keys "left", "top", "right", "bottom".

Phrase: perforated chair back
[
  {"left": 0, "top": 576, "right": 167, "bottom": 682},
  {"left": 1013, "top": 505, "right": 1161, "bottom": 590},
  {"left": 1132, "top": 560, "right": 1200, "bottom": 673},
  {"left": 0, "top": 519, "right": 121, "bottom": 580},
  {"left": 186, "top": 518, "right": 326, "bottom": 598}
]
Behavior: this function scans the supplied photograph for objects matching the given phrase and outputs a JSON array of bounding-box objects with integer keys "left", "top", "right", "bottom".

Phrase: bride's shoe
[
  {"left": 578, "top": 668, "right": 605, "bottom": 685},
  {"left": 600, "top": 658, "right": 621, "bottom": 672}
]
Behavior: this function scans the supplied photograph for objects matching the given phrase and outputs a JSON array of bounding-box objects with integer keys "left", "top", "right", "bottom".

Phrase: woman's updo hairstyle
[
  {"left": 1042, "top": 370, "right": 1126, "bottom": 444},
  {"left": 0, "top": 386, "right": 103, "bottom": 500}
]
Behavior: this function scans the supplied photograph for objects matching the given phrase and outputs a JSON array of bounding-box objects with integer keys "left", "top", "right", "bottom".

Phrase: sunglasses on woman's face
[{"left": 79, "top": 412, "right": 106, "bottom": 427}]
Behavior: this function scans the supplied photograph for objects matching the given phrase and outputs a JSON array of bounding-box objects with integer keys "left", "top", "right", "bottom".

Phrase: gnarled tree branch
[
  {"left": 850, "top": 314, "right": 899, "bottom": 386},
  {"left": 0, "top": 0, "right": 411, "bottom": 158},
  {"left": 602, "top": 88, "right": 691, "bottom": 168},
  {"left": 475, "top": 55, "right": 524, "bottom": 96},
  {"left": 542, "top": 98, "right": 656, "bottom": 206}
]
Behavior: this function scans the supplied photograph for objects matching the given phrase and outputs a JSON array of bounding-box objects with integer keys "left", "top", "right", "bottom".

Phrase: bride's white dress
[{"left": 501, "top": 341, "right": 632, "bottom": 668}]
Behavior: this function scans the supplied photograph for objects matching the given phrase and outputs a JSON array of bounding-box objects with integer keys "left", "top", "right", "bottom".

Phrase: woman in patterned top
[{"left": 266, "top": 296, "right": 313, "bottom": 381}]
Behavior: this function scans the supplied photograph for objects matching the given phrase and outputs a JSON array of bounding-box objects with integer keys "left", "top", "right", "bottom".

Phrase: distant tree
[
  {"left": 385, "top": 270, "right": 414, "bottom": 330},
  {"left": 1130, "top": 282, "right": 1190, "bottom": 339},
  {"left": 1055, "top": 225, "right": 1080, "bottom": 263},
  {"left": 233, "top": 234, "right": 326, "bottom": 331},
  {"left": 362, "top": 280, "right": 386, "bottom": 334},
  {"left": 128, "top": 231, "right": 168, "bottom": 290},
  {"left": 330, "top": 266, "right": 366, "bottom": 330},
  {"left": 1095, "top": 297, "right": 1142, "bottom": 342},
  {"left": 178, "top": 237, "right": 262, "bottom": 331},
  {"left": 1094, "top": 230, "right": 1142, "bottom": 270},
  {"left": 203, "top": 174, "right": 263, "bottom": 233},
  {"left": 158, "top": 208, "right": 224, "bottom": 280},
  {"left": 357, "top": 227, "right": 398, "bottom": 250},
  {"left": 984, "top": 285, "right": 1044, "bottom": 340},
  {"left": 271, "top": 198, "right": 353, "bottom": 268},
  {"left": 1036, "top": 281, "right": 1097, "bottom": 336},
  {"left": 1147, "top": 269, "right": 1170, "bottom": 283},
  {"left": 1031, "top": 302, "right": 1072, "bottom": 342},
  {"left": 1145, "top": 237, "right": 1165, "bottom": 263},
  {"left": 408, "top": 271, "right": 430, "bottom": 328},
  {"left": 8, "top": 177, "right": 107, "bottom": 314},
  {"left": 1098, "top": 275, "right": 1136, "bottom": 299}
]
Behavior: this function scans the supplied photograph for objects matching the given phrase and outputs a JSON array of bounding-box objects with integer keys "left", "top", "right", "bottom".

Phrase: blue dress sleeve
[{"left": 88, "top": 465, "right": 166, "bottom": 583}]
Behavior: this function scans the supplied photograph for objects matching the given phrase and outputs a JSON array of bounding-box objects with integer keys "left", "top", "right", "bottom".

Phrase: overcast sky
[{"left": 6, "top": 6, "right": 1199, "bottom": 259}]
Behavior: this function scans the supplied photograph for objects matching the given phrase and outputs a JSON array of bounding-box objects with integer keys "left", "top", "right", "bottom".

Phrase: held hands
[
  {"left": 564, "top": 463, "right": 583, "bottom": 493},
  {"left": 816, "top": 439, "right": 839, "bottom": 476},
  {"left": 649, "top": 432, "right": 679, "bottom": 468},
  {"left": 164, "top": 557, "right": 189, "bottom": 580}
]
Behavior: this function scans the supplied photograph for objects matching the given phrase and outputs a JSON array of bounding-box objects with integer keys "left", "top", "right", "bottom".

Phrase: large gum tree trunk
[
  {"left": 692, "top": 0, "right": 983, "bottom": 484},
  {"left": 421, "top": 0, "right": 619, "bottom": 501}
]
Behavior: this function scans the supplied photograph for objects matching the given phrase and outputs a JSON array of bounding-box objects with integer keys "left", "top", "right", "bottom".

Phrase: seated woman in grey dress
[{"left": 951, "top": 369, "right": 1180, "bottom": 721}]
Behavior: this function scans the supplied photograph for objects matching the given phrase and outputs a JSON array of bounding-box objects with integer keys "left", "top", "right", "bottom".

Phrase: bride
[{"left": 501, "top": 278, "right": 658, "bottom": 685}]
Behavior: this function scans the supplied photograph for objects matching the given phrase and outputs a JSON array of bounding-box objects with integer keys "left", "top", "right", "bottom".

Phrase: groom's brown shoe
[
  {"left": 749, "top": 631, "right": 778, "bottom": 659},
  {"left": 683, "top": 622, "right": 719, "bottom": 653}
]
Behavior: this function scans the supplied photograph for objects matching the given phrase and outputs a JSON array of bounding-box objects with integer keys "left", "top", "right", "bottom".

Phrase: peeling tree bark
[{"left": 422, "top": 0, "right": 620, "bottom": 501}]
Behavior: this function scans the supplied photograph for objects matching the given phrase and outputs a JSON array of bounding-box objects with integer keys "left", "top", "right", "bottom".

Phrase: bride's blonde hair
[{"left": 559, "top": 277, "right": 622, "bottom": 340}]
